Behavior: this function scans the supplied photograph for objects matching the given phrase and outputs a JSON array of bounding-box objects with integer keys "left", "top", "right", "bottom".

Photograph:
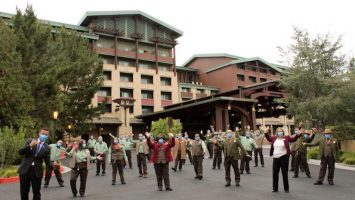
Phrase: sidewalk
[{"left": 308, "top": 159, "right": 355, "bottom": 172}]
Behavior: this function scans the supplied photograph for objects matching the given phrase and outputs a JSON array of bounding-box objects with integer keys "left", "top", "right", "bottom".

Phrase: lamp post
[
  {"left": 53, "top": 111, "right": 58, "bottom": 141},
  {"left": 113, "top": 97, "right": 136, "bottom": 126},
  {"left": 68, "top": 124, "right": 72, "bottom": 142}
]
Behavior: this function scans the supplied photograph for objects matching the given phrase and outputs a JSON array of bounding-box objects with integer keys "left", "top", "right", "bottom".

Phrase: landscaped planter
[{"left": 0, "top": 166, "right": 64, "bottom": 184}]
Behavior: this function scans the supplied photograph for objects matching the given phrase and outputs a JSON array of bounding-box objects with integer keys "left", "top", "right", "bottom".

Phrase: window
[
  {"left": 271, "top": 70, "right": 277, "bottom": 75},
  {"left": 181, "top": 87, "right": 190, "bottom": 93},
  {"left": 97, "top": 37, "right": 115, "bottom": 48},
  {"left": 142, "top": 106, "right": 154, "bottom": 114},
  {"left": 120, "top": 88, "right": 133, "bottom": 98},
  {"left": 246, "top": 65, "right": 257, "bottom": 71},
  {"left": 98, "top": 103, "right": 112, "bottom": 113},
  {"left": 161, "top": 77, "right": 172, "bottom": 86},
  {"left": 141, "top": 90, "right": 153, "bottom": 99},
  {"left": 100, "top": 56, "right": 115, "bottom": 65},
  {"left": 141, "top": 75, "right": 153, "bottom": 84},
  {"left": 118, "top": 59, "right": 135, "bottom": 67},
  {"left": 139, "top": 62, "right": 155, "bottom": 70},
  {"left": 249, "top": 76, "right": 257, "bottom": 83},
  {"left": 259, "top": 68, "right": 268, "bottom": 73},
  {"left": 210, "top": 90, "right": 218, "bottom": 95},
  {"left": 98, "top": 87, "right": 111, "bottom": 97},
  {"left": 161, "top": 92, "right": 172, "bottom": 100},
  {"left": 103, "top": 71, "right": 112, "bottom": 80},
  {"left": 120, "top": 73, "right": 133, "bottom": 82},
  {"left": 196, "top": 89, "right": 205, "bottom": 94},
  {"left": 237, "top": 74, "right": 245, "bottom": 81},
  {"left": 159, "top": 65, "right": 171, "bottom": 72},
  {"left": 260, "top": 78, "right": 267, "bottom": 82},
  {"left": 237, "top": 65, "right": 245, "bottom": 70}
]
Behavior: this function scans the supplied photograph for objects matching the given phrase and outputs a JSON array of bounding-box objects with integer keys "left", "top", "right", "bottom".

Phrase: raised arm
[{"left": 19, "top": 139, "right": 34, "bottom": 155}]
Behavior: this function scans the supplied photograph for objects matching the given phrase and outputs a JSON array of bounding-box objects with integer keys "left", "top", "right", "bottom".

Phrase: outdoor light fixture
[
  {"left": 53, "top": 111, "right": 58, "bottom": 120},
  {"left": 113, "top": 97, "right": 136, "bottom": 126},
  {"left": 227, "top": 104, "right": 231, "bottom": 110}
]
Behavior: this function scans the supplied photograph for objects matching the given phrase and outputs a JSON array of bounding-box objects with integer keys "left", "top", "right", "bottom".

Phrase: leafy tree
[
  {"left": 0, "top": 127, "right": 27, "bottom": 167},
  {"left": 151, "top": 118, "right": 182, "bottom": 138}
]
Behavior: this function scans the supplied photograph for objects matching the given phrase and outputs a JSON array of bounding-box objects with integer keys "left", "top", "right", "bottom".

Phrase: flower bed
[{"left": 0, "top": 166, "right": 64, "bottom": 184}]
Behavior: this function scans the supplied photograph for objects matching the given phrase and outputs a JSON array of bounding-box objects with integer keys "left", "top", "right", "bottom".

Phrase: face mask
[
  {"left": 256, "top": 133, "right": 260, "bottom": 137},
  {"left": 195, "top": 137, "right": 200, "bottom": 141},
  {"left": 227, "top": 133, "right": 233, "bottom": 139},
  {"left": 56, "top": 143, "right": 62, "bottom": 148},
  {"left": 325, "top": 134, "right": 331, "bottom": 139},
  {"left": 277, "top": 132, "right": 284, "bottom": 137},
  {"left": 113, "top": 140, "right": 118, "bottom": 144},
  {"left": 246, "top": 134, "right": 251, "bottom": 139},
  {"left": 295, "top": 130, "right": 299, "bottom": 134},
  {"left": 82, "top": 144, "right": 86, "bottom": 148},
  {"left": 303, "top": 134, "right": 309, "bottom": 139},
  {"left": 90, "top": 136, "right": 94, "bottom": 140},
  {"left": 185, "top": 136, "right": 188, "bottom": 140},
  {"left": 98, "top": 137, "right": 103, "bottom": 142},
  {"left": 158, "top": 139, "right": 164, "bottom": 144},
  {"left": 39, "top": 134, "right": 48, "bottom": 142}
]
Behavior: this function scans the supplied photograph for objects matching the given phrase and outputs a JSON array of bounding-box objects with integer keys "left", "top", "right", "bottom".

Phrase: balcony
[
  {"left": 97, "top": 96, "right": 112, "bottom": 103},
  {"left": 116, "top": 49, "right": 136, "bottom": 59},
  {"left": 96, "top": 47, "right": 115, "bottom": 56},
  {"left": 138, "top": 53, "right": 155, "bottom": 62},
  {"left": 181, "top": 92, "right": 193, "bottom": 99},
  {"left": 161, "top": 100, "right": 173, "bottom": 107},
  {"left": 141, "top": 99, "right": 154, "bottom": 106},
  {"left": 158, "top": 56, "right": 174, "bottom": 64},
  {"left": 196, "top": 93, "right": 207, "bottom": 99}
]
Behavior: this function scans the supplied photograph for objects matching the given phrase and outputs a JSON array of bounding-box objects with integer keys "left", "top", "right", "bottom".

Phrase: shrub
[
  {"left": 344, "top": 158, "right": 355, "bottom": 165},
  {"left": 0, "top": 166, "right": 19, "bottom": 178},
  {"left": 340, "top": 151, "right": 355, "bottom": 165},
  {"left": 0, "top": 127, "right": 27, "bottom": 167},
  {"left": 307, "top": 147, "right": 320, "bottom": 160},
  {"left": 151, "top": 118, "right": 182, "bottom": 139}
]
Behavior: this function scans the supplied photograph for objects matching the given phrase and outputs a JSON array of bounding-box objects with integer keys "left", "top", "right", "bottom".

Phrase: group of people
[{"left": 18, "top": 125, "right": 340, "bottom": 199}]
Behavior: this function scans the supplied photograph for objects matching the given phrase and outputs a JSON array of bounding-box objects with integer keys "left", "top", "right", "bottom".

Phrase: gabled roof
[
  {"left": 176, "top": 66, "right": 198, "bottom": 72},
  {"left": 182, "top": 53, "right": 245, "bottom": 67},
  {"left": 205, "top": 57, "right": 286, "bottom": 73},
  {"left": 78, "top": 10, "right": 183, "bottom": 37}
]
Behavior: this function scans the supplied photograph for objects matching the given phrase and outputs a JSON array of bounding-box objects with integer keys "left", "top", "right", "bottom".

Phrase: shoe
[
  {"left": 102, "top": 172, "right": 105, "bottom": 176},
  {"left": 272, "top": 190, "right": 278, "bottom": 192},
  {"left": 218, "top": 167, "right": 221, "bottom": 170},
  {"left": 307, "top": 175, "right": 312, "bottom": 178},
  {"left": 43, "top": 184, "right": 48, "bottom": 188},
  {"left": 96, "top": 173, "right": 99, "bottom": 176},
  {"left": 212, "top": 167, "right": 216, "bottom": 170},
  {"left": 198, "top": 176, "right": 203, "bottom": 180},
  {"left": 179, "top": 168, "right": 182, "bottom": 171},
  {"left": 240, "top": 171, "right": 244, "bottom": 174},
  {"left": 293, "top": 175, "right": 298, "bottom": 178},
  {"left": 262, "top": 164, "right": 264, "bottom": 167},
  {"left": 235, "top": 183, "right": 240, "bottom": 187},
  {"left": 139, "top": 174, "right": 143, "bottom": 177},
  {"left": 225, "top": 183, "right": 231, "bottom": 187},
  {"left": 80, "top": 193, "right": 85, "bottom": 197},
  {"left": 166, "top": 188, "right": 173, "bottom": 191},
  {"left": 171, "top": 167, "right": 177, "bottom": 172},
  {"left": 329, "top": 181, "right": 334, "bottom": 185},
  {"left": 121, "top": 181, "right": 126, "bottom": 184},
  {"left": 246, "top": 171, "right": 251, "bottom": 174},
  {"left": 290, "top": 169, "right": 294, "bottom": 172},
  {"left": 285, "top": 190, "right": 289, "bottom": 193},
  {"left": 143, "top": 174, "right": 148, "bottom": 178},
  {"left": 254, "top": 165, "right": 257, "bottom": 167},
  {"left": 59, "top": 183, "right": 64, "bottom": 187},
  {"left": 73, "top": 194, "right": 77, "bottom": 198},
  {"left": 194, "top": 176, "right": 199, "bottom": 179},
  {"left": 112, "top": 181, "right": 116, "bottom": 185},
  {"left": 158, "top": 186, "right": 162, "bottom": 191},
  {"left": 314, "top": 182, "right": 323, "bottom": 185}
]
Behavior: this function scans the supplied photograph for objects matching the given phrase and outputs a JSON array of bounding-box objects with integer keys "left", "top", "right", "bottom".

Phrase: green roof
[
  {"left": 78, "top": 10, "right": 183, "bottom": 37},
  {"left": 179, "top": 82, "right": 219, "bottom": 90},
  {"left": 181, "top": 53, "right": 245, "bottom": 67},
  {"left": 176, "top": 66, "right": 198, "bottom": 72},
  {"left": 205, "top": 57, "right": 285, "bottom": 73}
]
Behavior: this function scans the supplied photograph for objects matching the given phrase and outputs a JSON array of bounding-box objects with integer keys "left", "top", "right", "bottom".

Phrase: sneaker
[{"left": 194, "top": 176, "right": 199, "bottom": 179}]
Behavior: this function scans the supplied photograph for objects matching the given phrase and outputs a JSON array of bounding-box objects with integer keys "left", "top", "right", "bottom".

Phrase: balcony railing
[
  {"left": 96, "top": 47, "right": 115, "bottom": 56},
  {"left": 196, "top": 93, "right": 207, "bottom": 99},
  {"left": 161, "top": 100, "right": 172, "bottom": 107},
  {"left": 116, "top": 49, "right": 136, "bottom": 59},
  {"left": 97, "top": 96, "right": 112, "bottom": 103},
  {"left": 181, "top": 92, "right": 193, "bottom": 98},
  {"left": 141, "top": 99, "right": 154, "bottom": 106}
]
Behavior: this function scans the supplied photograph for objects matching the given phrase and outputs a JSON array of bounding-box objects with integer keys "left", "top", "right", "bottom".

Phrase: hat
[{"left": 324, "top": 129, "right": 332, "bottom": 134}]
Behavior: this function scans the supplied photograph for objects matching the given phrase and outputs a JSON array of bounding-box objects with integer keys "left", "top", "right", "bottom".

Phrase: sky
[{"left": 0, "top": 0, "right": 354, "bottom": 66}]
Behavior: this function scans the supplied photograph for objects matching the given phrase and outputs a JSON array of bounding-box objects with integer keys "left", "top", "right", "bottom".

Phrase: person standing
[
  {"left": 146, "top": 132, "right": 175, "bottom": 191},
  {"left": 108, "top": 138, "right": 127, "bottom": 185},
  {"left": 44, "top": 140, "right": 67, "bottom": 188},
  {"left": 206, "top": 130, "right": 214, "bottom": 159},
  {"left": 87, "top": 136, "right": 96, "bottom": 163},
  {"left": 253, "top": 130, "right": 265, "bottom": 167},
  {"left": 67, "top": 140, "right": 102, "bottom": 197},
  {"left": 265, "top": 127, "right": 301, "bottom": 193},
  {"left": 216, "top": 130, "right": 246, "bottom": 187},
  {"left": 94, "top": 136, "right": 108, "bottom": 176},
  {"left": 305, "top": 129, "right": 340, "bottom": 185},
  {"left": 136, "top": 133, "right": 149, "bottom": 178},
  {"left": 293, "top": 129, "right": 315, "bottom": 178},
  {"left": 191, "top": 133, "right": 208, "bottom": 180},
  {"left": 171, "top": 133, "right": 187, "bottom": 172},
  {"left": 184, "top": 133, "right": 193, "bottom": 165},
  {"left": 18, "top": 128, "right": 52, "bottom": 200},
  {"left": 121, "top": 135, "right": 134, "bottom": 169},
  {"left": 240, "top": 131, "right": 258, "bottom": 174},
  {"left": 210, "top": 125, "right": 223, "bottom": 170}
]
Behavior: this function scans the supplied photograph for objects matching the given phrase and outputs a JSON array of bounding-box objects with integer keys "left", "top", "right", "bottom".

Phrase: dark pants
[
  {"left": 137, "top": 153, "right": 147, "bottom": 175},
  {"left": 174, "top": 151, "right": 184, "bottom": 170},
  {"left": 317, "top": 156, "right": 335, "bottom": 183},
  {"left": 240, "top": 151, "right": 252, "bottom": 173},
  {"left": 96, "top": 154, "right": 106, "bottom": 174},
  {"left": 186, "top": 149, "right": 193, "bottom": 164},
  {"left": 112, "top": 159, "right": 125, "bottom": 183},
  {"left": 290, "top": 150, "right": 296, "bottom": 170},
  {"left": 88, "top": 148, "right": 95, "bottom": 163},
  {"left": 44, "top": 163, "right": 63, "bottom": 186},
  {"left": 213, "top": 149, "right": 222, "bottom": 169},
  {"left": 294, "top": 152, "right": 310, "bottom": 176},
  {"left": 70, "top": 163, "right": 88, "bottom": 196},
  {"left": 207, "top": 143, "right": 213, "bottom": 158},
  {"left": 224, "top": 156, "right": 240, "bottom": 184},
  {"left": 20, "top": 167, "right": 42, "bottom": 200},
  {"left": 254, "top": 148, "right": 264, "bottom": 166},
  {"left": 272, "top": 154, "right": 290, "bottom": 192},
  {"left": 124, "top": 150, "right": 133, "bottom": 168},
  {"left": 193, "top": 155, "right": 204, "bottom": 177},
  {"left": 154, "top": 163, "right": 170, "bottom": 189}
]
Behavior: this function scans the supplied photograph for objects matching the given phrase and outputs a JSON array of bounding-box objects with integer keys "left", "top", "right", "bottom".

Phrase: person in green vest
[
  {"left": 87, "top": 135, "right": 97, "bottom": 163},
  {"left": 94, "top": 136, "right": 108, "bottom": 176},
  {"left": 44, "top": 140, "right": 67, "bottom": 188},
  {"left": 239, "top": 130, "right": 258, "bottom": 174},
  {"left": 191, "top": 133, "right": 208, "bottom": 180},
  {"left": 304, "top": 128, "right": 340, "bottom": 185},
  {"left": 216, "top": 130, "right": 246, "bottom": 187},
  {"left": 108, "top": 138, "right": 128, "bottom": 185},
  {"left": 121, "top": 134, "right": 134, "bottom": 169},
  {"left": 205, "top": 130, "right": 214, "bottom": 159},
  {"left": 67, "top": 139, "right": 102, "bottom": 197},
  {"left": 293, "top": 129, "right": 315, "bottom": 178}
]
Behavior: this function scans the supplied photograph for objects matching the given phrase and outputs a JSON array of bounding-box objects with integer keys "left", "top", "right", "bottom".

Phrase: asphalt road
[{"left": 1, "top": 149, "right": 355, "bottom": 200}]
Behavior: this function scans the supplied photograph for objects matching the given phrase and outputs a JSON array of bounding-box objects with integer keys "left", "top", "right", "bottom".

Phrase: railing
[
  {"left": 141, "top": 99, "right": 154, "bottom": 106},
  {"left": 196, "top": 93, "right": 207, "bottom": 99},
  {"left": 161, "top": 100, "right": 173, "bottom": 107},
  {"left": 97, "top": 96, "right": 112, "bottom": 103},
  {"left": 96, "top": 47, "right": 115, "bottom": 56},
  {"left": 181, "top": 92, "right": 193, "bottom": 98}
]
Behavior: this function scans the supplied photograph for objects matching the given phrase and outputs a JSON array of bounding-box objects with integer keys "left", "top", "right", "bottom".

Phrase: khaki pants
[
  {"left": 137, "top": 153, "right": 147, "bottom": 175},
  {"left": 317, "top": 156, "right": 335, "bottom": 183},
  {"left": 112, "top": 159, "right": 125, "bottom": 183},
  {"left": 70, "top": 163, "right": 88, "bottom": 196},
  {"left": 44, "top": 162, "right": 63, "bottom": 186}
]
